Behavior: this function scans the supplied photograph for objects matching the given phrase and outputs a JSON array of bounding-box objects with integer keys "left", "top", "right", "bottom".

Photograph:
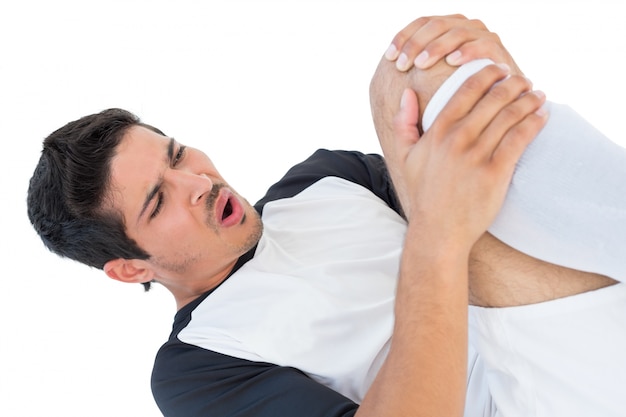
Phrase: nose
[{"left": 165, "top": 169, "right": 214, "bottom": 206}]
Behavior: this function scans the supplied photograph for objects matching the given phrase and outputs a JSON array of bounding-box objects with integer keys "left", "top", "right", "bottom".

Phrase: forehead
[{"left": 116, "top": 125, "right": 169, "bottom": 156}]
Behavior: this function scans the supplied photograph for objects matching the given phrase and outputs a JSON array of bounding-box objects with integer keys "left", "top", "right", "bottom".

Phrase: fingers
[
  {"left": 384, "top": 15, "right": 487, "bottom": 71},
  {"left": 444, "top": 34, "right": 504, "bottom": 66},
  {"left": 384, "top": 16, "right": 432, "bottom": 61},
  {"left": 407, "top": 22, "right": 490, "bottom": 70},
  {"left": 384, "top": 15, "right": 522, "bottom": 74},
  {"left": 431, "top": 63, "right": 512, "bottom": 141},
  {"left": 462, "top": 70, "right": 535, "bottom": 149},
  {"left": 428, "top": 63, "right": 546, "bottom": 167},
  {"left": 489, "top": 93, "right": 548, "bottom": 175}
]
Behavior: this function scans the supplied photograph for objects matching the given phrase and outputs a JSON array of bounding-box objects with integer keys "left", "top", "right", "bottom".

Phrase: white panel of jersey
[
  {"left": 177, "top": 176, "right": 492, "bottom": 416},
  {"left": 179, "top": 177, "right": 403, "bottom": 402}
]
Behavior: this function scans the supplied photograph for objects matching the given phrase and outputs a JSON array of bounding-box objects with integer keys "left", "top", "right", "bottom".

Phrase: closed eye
[
  {"left": 173, "top": 145, "right": 186, "bottom": 166},
  {"left": 150, "top": 191, "right": 164, "bottom": 219},
  {"left": 149, "top": 144, "right": 186, "bottom": 220}
]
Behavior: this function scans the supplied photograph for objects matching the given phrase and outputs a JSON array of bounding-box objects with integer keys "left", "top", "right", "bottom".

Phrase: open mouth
[
  {"left": 222, "top": 199, "right": 234, "bottom": 221},
  {"left": 215, "top": 189, "right": 244, "bottom": 227}
]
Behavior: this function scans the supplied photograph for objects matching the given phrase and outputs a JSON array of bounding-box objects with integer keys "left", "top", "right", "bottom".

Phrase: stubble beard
[{"left": 151, "top": 184, "right": 263, "bottom": 275}]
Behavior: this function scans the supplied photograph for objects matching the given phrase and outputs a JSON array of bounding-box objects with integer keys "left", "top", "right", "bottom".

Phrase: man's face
[{"left": 108, "top": 125, "right": 262, "bottom": 290}]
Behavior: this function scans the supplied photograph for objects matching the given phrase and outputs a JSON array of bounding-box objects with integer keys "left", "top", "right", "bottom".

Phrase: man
[{"left": 25, "top": 15, "right": 620, "bottom": 417}]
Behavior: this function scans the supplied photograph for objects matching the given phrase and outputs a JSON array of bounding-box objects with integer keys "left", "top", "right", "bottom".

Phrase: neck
[{"left": 161, "top": 259, "right": 239, "bottom": 310}]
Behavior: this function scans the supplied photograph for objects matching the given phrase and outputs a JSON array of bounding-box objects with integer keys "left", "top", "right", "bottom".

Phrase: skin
[
  {"left": 469, "top": 232, "right": 616, "bottom": 307},
  {"left": 103, "top": 126, "right": 263, "bottom": 309}
]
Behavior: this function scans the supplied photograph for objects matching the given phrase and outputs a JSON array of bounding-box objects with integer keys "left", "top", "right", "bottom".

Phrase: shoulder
[{"left": 255, "top": 149, "right": 403, "bottom": 216}]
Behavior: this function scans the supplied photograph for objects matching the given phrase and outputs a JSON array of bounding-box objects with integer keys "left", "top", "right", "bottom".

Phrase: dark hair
[{"left": 27, "top": 108, "right": 162, "bottom": 291}]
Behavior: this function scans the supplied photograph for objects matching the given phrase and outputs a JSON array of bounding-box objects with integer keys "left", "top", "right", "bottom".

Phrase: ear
[{"left": 103, "top": 258, "right": 155, "bottom": 284}]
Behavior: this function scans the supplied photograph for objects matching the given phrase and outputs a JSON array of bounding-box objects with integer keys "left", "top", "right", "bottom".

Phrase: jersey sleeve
[
  {"left": 255, "top": 149, "right": 404, "bottom": 218},
  {"left": 151, "top": 341, "right": 358, "bottom": 417}
]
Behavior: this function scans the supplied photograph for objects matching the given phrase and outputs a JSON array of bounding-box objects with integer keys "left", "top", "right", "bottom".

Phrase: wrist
[{"left": 403, "top": 220, "right": 473, "bottom": 268}]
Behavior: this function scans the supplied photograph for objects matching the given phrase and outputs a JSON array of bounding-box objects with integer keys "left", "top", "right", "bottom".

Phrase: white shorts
[{"left": 469, "top": 283, "right": 626, "bottom": 417}]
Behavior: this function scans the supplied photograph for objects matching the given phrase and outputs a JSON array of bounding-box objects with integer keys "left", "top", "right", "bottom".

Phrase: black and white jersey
[{"left": 151, "top": 149, "right": 407, "bottom": 417}]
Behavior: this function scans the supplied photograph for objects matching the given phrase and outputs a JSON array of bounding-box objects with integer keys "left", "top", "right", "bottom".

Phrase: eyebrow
[{"left": 137, "top": 138, "right": 176, "bottom": 222}]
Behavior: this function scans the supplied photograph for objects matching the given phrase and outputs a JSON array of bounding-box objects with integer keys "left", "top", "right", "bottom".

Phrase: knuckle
[
  {"left": 403, "top": 36, "right": 419, "bottom": 50},
  {"left": 505, "top": 122, "right": 531, "bottom": 144},
  {"left": 500, "top": 104, "right": 523, "bottom": 122},
  {"left": 393, "top": 32, "right": 409, "bottom": 46},
  {"left": 468, "top": 18, "right": 487, "bottom": 30},
  {"left": 415, "top": 16, "right": 430, "bottom": 26},
  {"left": 471, "top": 41, "right": 497, "bottom": 58},
  {"left": 427, "top": 123, "right": 447, "bottom": 144},
  {"left": 447, "top": 125, "right": 473, "bottom": 150},
  {"left": 510, "top": 113, "right": 543, "bottom": 139},
  {"left": 425, "top": 39, "right": 447, "bottom": 56},
  {"left": 428, "top": 17, "right": 448, "bottom": 32},
  {"left": 471, "top": 35, "right": 504, "bottom": 59},
  {"left": 464, "top": 143, "right": 485, "bottom": 165},
  {"left": 461, "top": 72, "right": 488, "bottom": 93},
  {"left": 450, "top": 26, "right": 471, "bottom": 39},
  {"left": 522, "top": 93, "right": 542, "bottom": 109},
  {"left": 489, "top": 76, "right": 530, "bottom": 102},
  {"left": 488, "top": 83, "right": 511, "bottom": 102},
  {"left": 483, "top": 36, "right": 501, "bottom": 50},
  {"left": 509, "top": 74, "right": 531, "bottom": 89}
]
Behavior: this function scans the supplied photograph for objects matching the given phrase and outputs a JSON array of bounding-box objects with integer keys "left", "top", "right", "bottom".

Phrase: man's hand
[
  {"left": 395, "top": 63, "right": 547, "bottom": 253},
  {"left": 384, "top": 14, "right": 522, "bottom": 74}
]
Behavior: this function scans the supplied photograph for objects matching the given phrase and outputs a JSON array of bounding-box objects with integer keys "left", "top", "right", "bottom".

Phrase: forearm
[{"left": 356, "top": 223, "right": 469, "bottom": 417}]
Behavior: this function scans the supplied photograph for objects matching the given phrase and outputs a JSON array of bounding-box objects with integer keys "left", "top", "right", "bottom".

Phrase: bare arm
[{"left": 357, "top": 61, "right": 547, "bottom": 416}]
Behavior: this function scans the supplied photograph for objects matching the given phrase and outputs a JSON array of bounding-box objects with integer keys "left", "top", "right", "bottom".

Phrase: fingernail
[
  {"left": 396, "top": 53, "right": 409, "bottom": 71},
  {"left": 535, "top": 105, "right": 548, "bottom": 117},
  {"left": 385, "top": 44, "right": 398, "bottom": 60},
  {"left": 446, "top": 50, "right": 462, "bottom": 65},
  {"left": 400, "top": 89, "right": 409, "bottom": 109},
  {"left": 414, "top": 50, "right": 429, "bottom": 68},
  {"left": 533, "top": 91, "right": 547, "bottom": 116}
]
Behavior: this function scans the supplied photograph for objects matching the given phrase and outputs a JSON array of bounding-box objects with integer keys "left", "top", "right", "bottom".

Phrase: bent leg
[{"left": 423, "top": 59, "right": 626, "bottom": 282}]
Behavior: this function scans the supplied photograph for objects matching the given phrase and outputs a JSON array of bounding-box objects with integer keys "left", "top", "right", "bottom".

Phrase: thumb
[{"left": 393, "top": 88, "right": 421, "bottom": 146}]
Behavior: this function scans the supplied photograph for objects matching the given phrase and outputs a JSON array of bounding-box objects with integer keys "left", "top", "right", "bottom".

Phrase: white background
[{"left": 1, "top": 1, "right": 624, "bottom": 416}]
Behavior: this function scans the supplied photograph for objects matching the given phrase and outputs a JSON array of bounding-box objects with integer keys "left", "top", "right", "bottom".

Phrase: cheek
[
  {"left": 167, "top": 210, "right": 204, "bottom": 238},
  {"left": 144, "top": 211, "right": 207, "bottom": 250}
]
